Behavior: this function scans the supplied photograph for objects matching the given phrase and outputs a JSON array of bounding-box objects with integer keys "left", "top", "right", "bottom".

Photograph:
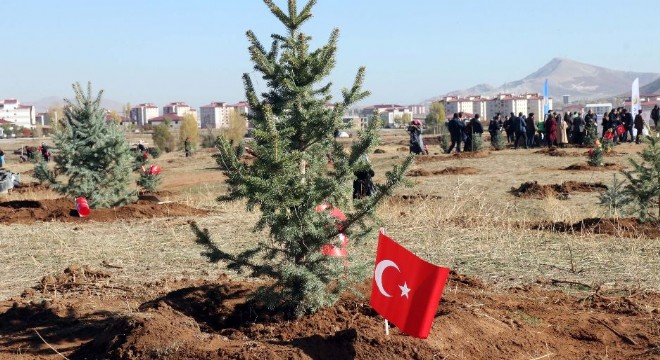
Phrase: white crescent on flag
[{"left": 374, "top": 259, "right": 399, "bottom": 297}]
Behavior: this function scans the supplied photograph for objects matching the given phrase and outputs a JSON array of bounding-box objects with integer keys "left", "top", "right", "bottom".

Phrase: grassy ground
[{"left": 0, "top": 131, "right": 658, "bottom": 300}]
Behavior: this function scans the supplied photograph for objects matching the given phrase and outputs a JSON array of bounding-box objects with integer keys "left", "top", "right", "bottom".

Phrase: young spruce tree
[
  {"left": 50, "top": 82, "right": 136, "bottom": 208},
  {"left": 199, "top": 0, "right": 413, "bottom": 317},
  {"left": 621, "top": 136, "right": 660, "bottom": 222}
]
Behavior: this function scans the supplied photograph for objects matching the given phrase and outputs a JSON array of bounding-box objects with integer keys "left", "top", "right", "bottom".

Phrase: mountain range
[{"left": 437, "top": 58, "right": 660, "bottom": 101}]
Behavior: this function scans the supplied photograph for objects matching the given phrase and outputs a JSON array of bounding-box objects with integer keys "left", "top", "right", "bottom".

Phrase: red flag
[{"left": 370, "top": 231, "right": 450, "bottom": 338}]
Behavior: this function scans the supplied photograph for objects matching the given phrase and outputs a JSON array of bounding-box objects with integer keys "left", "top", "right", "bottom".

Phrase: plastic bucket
[
  {"left": 149, "top": 165, "right": 161, "bottom": 176},
  {"left": 75, "top": 197, "right": 90, "bottom": 217}
]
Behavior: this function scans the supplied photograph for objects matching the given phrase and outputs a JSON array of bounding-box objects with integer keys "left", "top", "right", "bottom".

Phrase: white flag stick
[{"left": 385, "top": 319, "right": 390, "bottom": 335}]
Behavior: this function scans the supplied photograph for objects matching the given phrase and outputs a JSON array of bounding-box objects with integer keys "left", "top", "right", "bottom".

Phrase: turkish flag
[
  {"left": 316, "top": 203, "right": 348, "bottom": 257},
  {"left": 370, "top": 231, "right": 450, "bottom": 339}
]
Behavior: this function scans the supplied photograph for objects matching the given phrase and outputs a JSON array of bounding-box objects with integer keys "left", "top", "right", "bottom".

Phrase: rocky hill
[{"left": 439, "top": 58, "right": 660, "bottom": 100}]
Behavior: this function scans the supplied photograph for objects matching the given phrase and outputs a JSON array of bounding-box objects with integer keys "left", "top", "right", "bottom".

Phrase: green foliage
[
  {"left": 147, "top": 147, "right": 161, "bottom": 159},
  {"left": 201, "top": 128, "right": 218, "bottom": 148},
  {"left": 493, "top": 131, "right": 507, "bottom": 150},
  {"left": 33, "top": 154, "right": 53, "bottom": 184},
  {"left": 621, "top": 136, "right": 660, "bottom": 222},
  {"left": 179, "top": 113, "right": 199, "bottom": 150},
  {"left": 221, "top": 110, "right": 247, "bottom": 145},
  {"left": 587, "top": 145, "right": 604, "bottom": 167},
  {"left": 598, "top": 174, "right": 631, "bottom": 217},
  {"left": 152, "top": 123, "right": 176, "bottom": 152},
  {"left": 470, "top": 135, "right": 484, "bottom": 152},
  {"left": 584, "top": 123, "right": 598, "bottom": 147},
  {"left": 202, "top": 0, "right": 413, "bottom": 318},
  {"left": 49, "top": 82, "right": 136, "bottom": 208},
  {"left": 136, "top": 169, "right": 162, "bottom": 192},
  {"left": 425, "top": 102, "right": 446, "bottom": 132}
]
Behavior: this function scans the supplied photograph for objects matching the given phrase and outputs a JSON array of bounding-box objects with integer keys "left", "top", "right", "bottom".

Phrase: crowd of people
[{"left": 429, "top": 107, "right": 655, "bottom": 154}]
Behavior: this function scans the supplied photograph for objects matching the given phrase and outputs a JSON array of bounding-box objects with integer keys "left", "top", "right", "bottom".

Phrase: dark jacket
[
  {"left": 447, "top": 117, "right": 465, "bottom": 138},
  {"left": 511, "top": 116, "right": 526, "bottom": 133}
]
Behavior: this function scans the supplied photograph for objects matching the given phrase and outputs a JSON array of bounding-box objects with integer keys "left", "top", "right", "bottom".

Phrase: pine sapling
[
  {"left": 198, "top": 0, "right": 413, "bottom": 318},
  {"left": 621, "top": 136, "right": 660, "bottom": 222}
]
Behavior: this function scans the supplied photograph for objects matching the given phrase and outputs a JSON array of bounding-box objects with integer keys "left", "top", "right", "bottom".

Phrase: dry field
[{"left": 0, "top": 131, "right": 658, "bottom": 359}]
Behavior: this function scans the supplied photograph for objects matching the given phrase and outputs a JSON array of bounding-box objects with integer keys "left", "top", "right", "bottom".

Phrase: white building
[
  {"left": 360, "top": 104, "right": 413, "bottom": 128},
  {"left": 440, "top": 94, "right": 552, "bottom": 121},
  {"left": 147, "top": 113, "right": 184, "bottom": 128},
  {"left": 199, "top": 101, "right": 251, "bottom": 129},
  {"left": 130, "top": 103, "right": 159, "bottom": 126},
  {"left": 0, "top": 99, "right": 36, "bottom": 128},
  {"left": 200, "top": 102, "right": 231, "bottom": 129},
  {"left": 163, "top": 102, "right": 198, "bottom": 125}
]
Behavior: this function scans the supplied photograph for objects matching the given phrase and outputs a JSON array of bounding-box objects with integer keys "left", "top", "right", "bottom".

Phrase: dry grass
[{"left": 0, "top": 131, "right": 658, "bottom": 300}]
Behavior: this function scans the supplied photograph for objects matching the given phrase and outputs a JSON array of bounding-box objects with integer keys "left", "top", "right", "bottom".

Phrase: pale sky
[{"left": 2, "top": 0, "right": 658, "bottom": 109}]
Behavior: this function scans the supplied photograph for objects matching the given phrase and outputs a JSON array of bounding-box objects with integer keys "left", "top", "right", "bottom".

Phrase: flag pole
[{"left": 379, "top": 227, "right": 390, "bottom": 336}]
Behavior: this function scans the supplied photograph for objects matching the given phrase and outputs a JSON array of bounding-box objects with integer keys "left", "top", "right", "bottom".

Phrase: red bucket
[{"left": 75, "top": 197, "right": 90, "bottom": 217}]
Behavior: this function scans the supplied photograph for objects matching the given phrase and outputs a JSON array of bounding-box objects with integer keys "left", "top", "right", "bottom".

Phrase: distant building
[
  {"left": 147, "top": 113, "right": 184, "bottom": 128},
  {"left": 623, "top": 94, "right": 660, "bottom": 126},
  {"left": 342, "top": 116, "right": 366, "bottom": 130},
  {"left": 199, "top": 101, "right": 250, "bottom": 129},
  {"left": 0, "top": 99, "right": 36, "bottom": 128},
  {"left": 200, "top": 102, "right": 231, "bottom": 129},
  {"left": 440, "top": 94, "right": 551, "bottom": 121},
  {"left": 163, "top": 102, "right": 198, "bottom": 126},
  {"left": 360, "top": 104, "right": 413, "bottom": 128},
  {"left": 407, "top": 104, "right": 428, "bottom": 115},
  {"left": 130, "top": 103, "right": 159, "bottom": 126},
  {"left": 563, "top": 95, "right": 570, "bottom": 105},
  {"left": 584, "top": 103, "right": 613, "bottom": 121}
]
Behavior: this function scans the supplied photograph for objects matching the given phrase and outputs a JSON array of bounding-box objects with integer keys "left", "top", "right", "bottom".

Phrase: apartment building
[
  {"left": 360, "top": 104, "right": 413, "bottom": 128},
  {"left": 200, "top": 102, "right": 231, "bottom": 129},
  {"left": 440, "top": 94, "right": 552, "bottom": 121},
  {"left": 0, "top": 99, "right": 36, "bottom": 128},
  {"left": 147, "top": 113, "right": 184, "bottom": 128},
  {"left": 130, "top": 103, "right": 159, "bottom": 126},
  {"left": 163, "top": 102, "right": 198, "bottom": 126}
]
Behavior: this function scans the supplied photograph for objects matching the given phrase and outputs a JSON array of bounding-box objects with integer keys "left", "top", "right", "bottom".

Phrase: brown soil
[
  {"left": 408, "top": 167, "right": 479, "bottom": 177},
  {"left": 387, "top": 194, "right": 442, "bottom": 205},
  {"left": 9, "top": 182, "right": 51, "bottom": 194},
  {"left": 563, "top": 163, "right": 626, "bottom": 171},
  {"left": 1, "top": 269, "right": 658, "bottom": 359},
  {"left": 373, "top": 148, "right": 386, "bottom": 154},
  {"left": 532, "top": 217, "right": 660, "bottom": 239},
  {"left": 0, "top": 197, "right": 207, "bottom": 224},
  {"left": 415, "top": 151, "right": 490, "bottom": 163},
  {"left": 534, "top": 148, "right": 581, "bottom": 157},
  {"left": 511, "top": 181, "right": 608, "bottom": 200}
]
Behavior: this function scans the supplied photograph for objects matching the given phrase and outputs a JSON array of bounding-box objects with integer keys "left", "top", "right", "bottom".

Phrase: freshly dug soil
[
  {"left": 408, "top": 167, "right": 479, "bottom": 177},
  {"left": 415, "top": 152, "right": 490, "bottom": 163},
  {"left": 534, "top": 148, "right": 581, "bottom": 157},
  {"left": 0, "top": 197, "right": 207, "bottom": 224},
  {"left": 0, "top": 270, "right": 658, "bottom": 359},
  {"left": 511, "top": 181, "right": 608, "bottom": 200},
  {"left": 563, "top": 163, "right": 626, "bottom": 171},
  {"left": 373, "top": 148, "right": 386, "bottom": 154},
  {"left": 531, "top": 217, "right": 660, "bottom": 239}
]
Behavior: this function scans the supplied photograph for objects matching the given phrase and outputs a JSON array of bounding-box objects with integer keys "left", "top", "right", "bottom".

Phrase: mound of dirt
[
  {"left": 1, "top": 271, "right": 658, "bottom": 359},
  {"left": 511, "top": 181, "right": 608, "bottom": 200},
  {"left": 563, "top": 163, "right": 626, "bottom": 171},
  {"left": 387, "top": 194, "right": 442, "bottom": 204},
  {"left": 434, "top": 166, "right": 479, "bottom": 175},
  {"left": 373, "top": 148, "right": 386, "bottom": 154},
  {"left": 414, "top": 151, "right": 490, "bottom": 163},
  {"left": 0, "top": 198, "right": 207, "bottom": 224},
  {"left": 406, "top": 169, "right": 431, "bottom": 177},
  {"left": 534, "top": 148, "right": 580, "bottom": 157},
  {"left": 10, "top": 182, "right": 50, "bottom": 194},
  {"left": 532, "top": 217, "right": 660, "bottom": 238},
  {"left": 409, "top": 167, "right": 480, "bottom": 177}
]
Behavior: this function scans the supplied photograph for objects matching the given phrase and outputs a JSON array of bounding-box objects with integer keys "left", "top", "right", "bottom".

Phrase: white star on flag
[{"left": 399, "top": 282, "right": 411, "bottom": 299}]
